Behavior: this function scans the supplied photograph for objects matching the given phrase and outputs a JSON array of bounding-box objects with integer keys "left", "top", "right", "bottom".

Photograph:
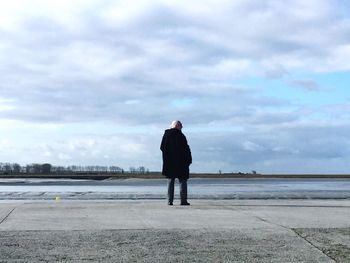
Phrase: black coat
[{"left": 160, "top": 128, "right": 192, "bottom": 179}]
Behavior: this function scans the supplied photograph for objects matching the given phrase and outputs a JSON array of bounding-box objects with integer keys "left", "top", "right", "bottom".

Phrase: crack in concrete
[
  {"left": 0, "top": 207, "right": 16, "bottom": 225},
  {"left": 253, "top": 216, "right": 291, "bottom": 231},
  {"left": 253, "top": 216, "right": 336, "bottom": 262},
  {"left": 292, "top": 229, "right": 337, "bottom": 263}
]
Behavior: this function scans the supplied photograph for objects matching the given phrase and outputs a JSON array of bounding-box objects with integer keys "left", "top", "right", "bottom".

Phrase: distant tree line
[{"left": 0, "top": 162, "right": 149, "bottom": 174}]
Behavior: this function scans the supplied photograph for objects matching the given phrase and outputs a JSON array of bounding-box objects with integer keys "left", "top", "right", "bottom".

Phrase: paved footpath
[{"left": 0, "top": 200, "right": 350, "bottom": 262}]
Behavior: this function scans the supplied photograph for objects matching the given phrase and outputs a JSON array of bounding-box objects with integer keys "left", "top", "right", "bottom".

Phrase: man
[{"left": 160, "top": 120, "right": 192, "bottom": 206}]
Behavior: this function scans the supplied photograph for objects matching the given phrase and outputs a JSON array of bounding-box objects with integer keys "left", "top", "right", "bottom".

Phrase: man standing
[{"left": 160, "top": 120, "right": 192, "bottom": 206}]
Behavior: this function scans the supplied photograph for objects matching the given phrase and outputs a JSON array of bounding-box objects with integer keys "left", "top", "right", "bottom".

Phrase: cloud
[
  {"left": 188, "top": 121, "right": 350, "bottom": 173},
  {"left": 0, "top": 0, "right": 349, "bottom": 172},
  {"left": 242, "top": 141, "right": 264, "bottom": 152},
  {"left": 264, "top": 64, "right": 290, "bottom": 79},
  {"left": 289, "top": 79, "right": 321, "bottom": 91}
]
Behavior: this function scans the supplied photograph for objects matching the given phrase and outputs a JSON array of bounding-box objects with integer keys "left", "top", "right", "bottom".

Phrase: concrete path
[{"left": 0, "top": 200, "right": 349, "bottom": 262}]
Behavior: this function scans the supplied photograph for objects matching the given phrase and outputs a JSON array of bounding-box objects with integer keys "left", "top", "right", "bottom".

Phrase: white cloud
[
  {"left": 243, "top": 141, "right": 264, "bottom": 152},
  {"left": 58, "top": 153, "right": 72, "bottom": 160},
  {"left": 0, "top": 97, "right": 15, "bottom": 111},
  {"left": 324, "top": 44, "right": 350, "bottom": 71},
  {"left": 0, "top": 0, "right": 349, "bottom": 172}
]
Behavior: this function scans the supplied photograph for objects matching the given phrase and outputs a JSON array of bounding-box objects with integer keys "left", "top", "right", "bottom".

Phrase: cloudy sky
[{"left": 1, "top": 0, "right": 350, "bottom": 173}]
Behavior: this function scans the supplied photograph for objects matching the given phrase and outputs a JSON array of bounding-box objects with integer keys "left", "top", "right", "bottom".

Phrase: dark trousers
[{"left": 167, "top": 178, "right": 188, "bottom": 204}]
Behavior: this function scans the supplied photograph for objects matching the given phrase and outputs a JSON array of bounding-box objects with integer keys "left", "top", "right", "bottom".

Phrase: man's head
[{"left": 170, "top": 120, "right": 183, "bottom": 130}]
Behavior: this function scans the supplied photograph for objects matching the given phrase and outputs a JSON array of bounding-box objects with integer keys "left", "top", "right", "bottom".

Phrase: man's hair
[{"left": 170, "top": 120, "right": 182, "bottom": 128}]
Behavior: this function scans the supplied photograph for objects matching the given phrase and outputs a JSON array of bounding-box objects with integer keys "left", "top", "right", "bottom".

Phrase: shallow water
[{"left": 0, "top": 178, "right": 349, "bottom": 199}]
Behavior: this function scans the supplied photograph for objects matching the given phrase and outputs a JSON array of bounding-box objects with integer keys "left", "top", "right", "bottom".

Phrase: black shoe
[
  {"left": 180, "top": 202, "right": 190, "bottom": 206},
  {"left": 168, "top": 202, "right": 173, "bottom": 206}
]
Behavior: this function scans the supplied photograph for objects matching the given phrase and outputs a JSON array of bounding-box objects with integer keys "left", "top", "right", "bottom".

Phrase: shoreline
[{"left": 1, "top": 173, "right": 350, "bottom": 180}]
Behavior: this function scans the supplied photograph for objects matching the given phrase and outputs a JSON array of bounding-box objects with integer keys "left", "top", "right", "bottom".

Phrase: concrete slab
[
  {"left": 0, "top": 200, "right": 349, "bottom": 262},
  {"left": 0, "top": 200, "right": 350, "bottom": 231},
  {"left": 0, "top": 201, "right": 272, "bottom": 231},
  {"left": 0, "top": 205, "right": 16, "bottom": 225},
  {"left": 294, "top": 228, "right": 350, "bottom": 262},
  {"left": 0, "top": 229, "right": 334, "bottom": 263}
]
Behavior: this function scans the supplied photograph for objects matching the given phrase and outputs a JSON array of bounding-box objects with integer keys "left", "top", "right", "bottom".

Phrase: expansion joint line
[
  {"left": 0, "top": 207, "right": 16, "bottom": 225},
  {"left": 256, "top": 216, "right": 336, "bottom": 262},
  {"left": 254, "top": 216, "right": 290, "bottom": 230},
  {"left": 292, "top": 229, "right": 337, "bottom": 263}
]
